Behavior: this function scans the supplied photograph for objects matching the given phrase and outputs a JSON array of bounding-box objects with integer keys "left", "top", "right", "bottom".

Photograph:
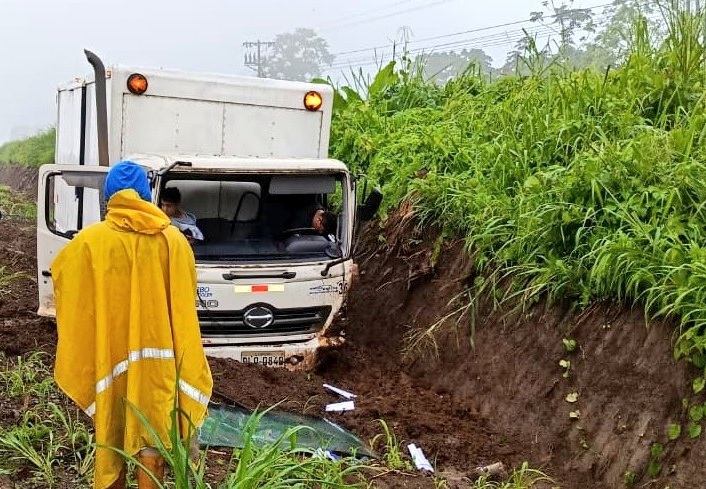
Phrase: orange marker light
[
  {"left": 304, "top": 91, "right": 323, "bottom": 111},
  {"left": 127, "top": 73, "right": 148, "bottom": 95}
]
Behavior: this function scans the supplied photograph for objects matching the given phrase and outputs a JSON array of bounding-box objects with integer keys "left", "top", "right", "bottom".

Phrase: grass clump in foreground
[
  {"left": 471, "top": 463, "right": 553, "bottom": 489},
  {"left": 124, "top": 400, "right": 551, "bottom": 489},
  {"left": 116, "top": 397, "right": 371, "bottom": 489},
  {"left": 0, "top": 128, "right": 55, "bottom": 167},
  {"left": 0, "top": 352, "right": 95, "bottom": 487},
  {"left": 0, "top": 353, "right": 549, "bottom": 488},
  {"left": 329, "top": 3, "right": 706, "bottom": 367}
]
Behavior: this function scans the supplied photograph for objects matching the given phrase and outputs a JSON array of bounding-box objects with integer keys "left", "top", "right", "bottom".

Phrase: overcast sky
[{"left": 0, "top": 0, "right": 596, "bottom": 144}]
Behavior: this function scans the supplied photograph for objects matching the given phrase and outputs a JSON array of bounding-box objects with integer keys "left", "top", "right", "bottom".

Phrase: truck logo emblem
[{"left": 243, "top": 306, "right": 274, "bottom": 329}]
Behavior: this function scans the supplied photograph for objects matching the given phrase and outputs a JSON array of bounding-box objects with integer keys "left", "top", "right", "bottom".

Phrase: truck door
[{"left": 37, "top": 165, "right": 108, "bottom": 316}]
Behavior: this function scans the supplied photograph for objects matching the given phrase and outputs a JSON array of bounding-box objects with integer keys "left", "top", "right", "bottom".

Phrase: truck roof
[
  {"left": 129, "top": 154, "right": 350, "bottom": 173},
  {"left": 58, "top": 65, "right": 333, "bottom": 96}
]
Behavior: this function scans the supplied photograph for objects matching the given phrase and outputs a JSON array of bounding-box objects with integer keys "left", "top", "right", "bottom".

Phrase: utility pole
[{"left": 243, "top": 40, "right": 275, "bottom": 77}]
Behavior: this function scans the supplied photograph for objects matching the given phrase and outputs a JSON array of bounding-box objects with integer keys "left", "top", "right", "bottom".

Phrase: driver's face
[
  {"left": 160, "top": 201, "right": 179, "bottom": 218},
  {"left": 312, "top": 209, "right": 325, "bottom": 232}
]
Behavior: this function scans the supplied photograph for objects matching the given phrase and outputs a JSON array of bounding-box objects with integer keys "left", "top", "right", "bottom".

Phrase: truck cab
[{"left": 37, "top": 53, "right": 380, "bottom": 369}]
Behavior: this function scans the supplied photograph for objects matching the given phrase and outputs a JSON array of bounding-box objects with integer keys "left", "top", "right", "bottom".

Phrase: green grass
[
  {"left": 0, "top": 184, "right": 36, "bottom": 220},
  {"left": 0, "top": 128, "right": 55, "bottom": 167},
  {"left": 0, "top": 352, "right": 94, "bottom": 487},
  {"left": 329, "top": 3, "right": 706, "bottom": 365},
  {"left": 370, "top": 420, "right": 412, "bottom": 472},
  {"left": 471, "top": 462, "right": 553, "bottom": 488}
]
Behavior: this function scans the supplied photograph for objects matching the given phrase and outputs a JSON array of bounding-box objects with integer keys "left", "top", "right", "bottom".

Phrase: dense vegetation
[
  {"left": 0, "top": 128, "right": 54, "bottom": 167},
  {"left": 330, "top": 6, "right": 706, "bottom": 371}
]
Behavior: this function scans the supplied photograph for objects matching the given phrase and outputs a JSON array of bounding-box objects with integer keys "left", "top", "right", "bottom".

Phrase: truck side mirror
[{"left": 357, "top": 187, "right": 382, "bottom": 222}]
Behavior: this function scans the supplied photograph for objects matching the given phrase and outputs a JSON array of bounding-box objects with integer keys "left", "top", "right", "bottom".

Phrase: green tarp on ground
[{"left": 198, "top": 403, "right": 374, "bottom": 459}]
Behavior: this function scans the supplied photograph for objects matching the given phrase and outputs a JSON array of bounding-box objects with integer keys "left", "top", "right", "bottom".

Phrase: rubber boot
[{"left": 136, "top": 448, "right": 165, "bottom": 489}]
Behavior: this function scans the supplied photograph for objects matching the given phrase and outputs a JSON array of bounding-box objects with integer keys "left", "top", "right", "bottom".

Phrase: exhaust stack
[{"left": 84, "top": 49, "right": 109, "bottom": 167}]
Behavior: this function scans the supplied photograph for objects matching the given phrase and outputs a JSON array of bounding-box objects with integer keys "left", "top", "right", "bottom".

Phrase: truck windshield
[{"left": 160, "top": 173, "right": 348, "bottom": 263}]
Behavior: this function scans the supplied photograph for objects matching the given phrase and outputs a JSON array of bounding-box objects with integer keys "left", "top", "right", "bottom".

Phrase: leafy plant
[
  {"left": 0, "top": 352, "right": 54, "bottom": 398},
  {"left": 562, "top": 339, "right": 578, "bottom": 353},
  {"left": 689, "top": 404, "right": 704, "bottom": 423},
  {"left": 667, "top": 423, "right": 682, "bottom": 441},
  {"left": 623, "top": 470, "right": 636, "bottom": 487},
  {"left": 370, "top": 419, "right": 412, "bottom": 472},
  {"left": 471, "top": 462, "right": 553, "bottom": 488},
  {"left": 688, "top": 423, "right": 702, "bottom": 439},
  {"left": 565, "top": 392, "right": 579, "bottom": 403},
  {"left": 0, "top": 420, "right": 59, "bottom": 485},
  {"left": 648, "top": 443, "right": 664, "bottom": 478}
]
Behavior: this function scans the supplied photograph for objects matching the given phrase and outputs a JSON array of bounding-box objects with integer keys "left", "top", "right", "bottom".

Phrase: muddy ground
[{"left": 1, "top": 165, "right": 705, "bottom": 488}]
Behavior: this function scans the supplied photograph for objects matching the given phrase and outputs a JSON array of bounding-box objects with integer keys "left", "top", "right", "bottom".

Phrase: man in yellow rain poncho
[{"left": 51, "top": 161, "right": 213, "bottom": 489}]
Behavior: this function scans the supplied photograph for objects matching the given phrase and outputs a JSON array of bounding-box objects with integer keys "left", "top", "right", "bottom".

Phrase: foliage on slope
[
  {"left": 0, "top": 128, "right": 55, "bottom": 167},
  {"left": 330, "top": 10, "right": 706, "bottom": 367}
]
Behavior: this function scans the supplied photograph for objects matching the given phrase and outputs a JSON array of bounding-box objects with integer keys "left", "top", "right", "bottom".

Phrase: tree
[
  {"left": 588, "top": 0, "right": 659, "bottom": 66},
  {"left": 530, "top": 0, "right": 596, "bottom": 53},
  {"left": 262, "top": 28, "right": 335, "bottom": 81},
  {"left": 419, "top": 49, "right": 493, "bottom": 83},
  {"left": 499, "top": 34, "right": 553, "bottom": 75},
  {"left": 550, "top": 0, "right": 660, "bottom": 70},
  {"left": 499, "top": 0, "right": 661, "bottom": 74}
]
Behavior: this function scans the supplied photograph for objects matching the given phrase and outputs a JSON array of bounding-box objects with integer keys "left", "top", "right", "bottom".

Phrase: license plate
[{"left": 241, "top": 351, "right": 286, "bottom": 368}]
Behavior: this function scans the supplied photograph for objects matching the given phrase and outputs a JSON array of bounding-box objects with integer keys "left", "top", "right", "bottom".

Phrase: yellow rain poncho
[{"left": 52, "top": 188, "right": 213, "bottom": 489}]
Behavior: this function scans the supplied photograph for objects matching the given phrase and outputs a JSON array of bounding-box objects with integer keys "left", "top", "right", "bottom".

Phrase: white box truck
[{"left": 37, "top": 51, "right": 380, "bottom": 369}]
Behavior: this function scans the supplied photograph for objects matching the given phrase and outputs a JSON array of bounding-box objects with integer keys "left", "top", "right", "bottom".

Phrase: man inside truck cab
[
  {"left": 312, "top": 208, "right": 338, "bottom": 242},
  {"left": 160, "top": 187, "right": 204, "bottom": 244}
]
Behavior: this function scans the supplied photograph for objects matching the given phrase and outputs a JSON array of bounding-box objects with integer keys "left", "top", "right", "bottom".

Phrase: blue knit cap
[{"left": 104, "top": 161, "right": 152, "bottom": 201}]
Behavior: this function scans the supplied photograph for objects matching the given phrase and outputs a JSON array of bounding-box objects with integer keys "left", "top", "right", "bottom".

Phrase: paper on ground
[
  {"left": 313, "top": 448, "right": 340, "bottom": 461},
  {"left": 323, "top": 383, "right": 357, "bottom": 399},
  {"left": 325, "top": 400, "right": 355, "bottom": 412},
  {"left": 408, "top": 443, "right": 434, "bottom": 473}
]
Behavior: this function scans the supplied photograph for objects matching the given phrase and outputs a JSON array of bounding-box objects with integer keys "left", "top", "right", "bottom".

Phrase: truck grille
[{"left": 198, "top": 306, "right": 331, "bottom": 336}]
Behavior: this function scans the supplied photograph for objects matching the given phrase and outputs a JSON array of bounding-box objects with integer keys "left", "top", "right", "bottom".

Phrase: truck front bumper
[{"left": 202, "top": 333, "right": 344, "bottom": 371}]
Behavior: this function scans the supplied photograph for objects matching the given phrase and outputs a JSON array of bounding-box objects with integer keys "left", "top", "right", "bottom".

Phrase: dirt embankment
[
  {"left": 335, "top": 213, "right": 706, "bottom": 488},
  {"left": 0, "top": 164, "right": 38, "bottom": 197}
]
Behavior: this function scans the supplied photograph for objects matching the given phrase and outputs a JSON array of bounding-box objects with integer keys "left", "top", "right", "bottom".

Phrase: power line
[
  {"left": 324, "top": 8, "right": 628, "bottom": 72},
  {"left": 330, "top": 1, "right": 622, "bottom": 58},
  {"left": 326, "top": 27, "right": 558, "bottom": 70},
  {"left": 324, "top": 7, "right": 660, "bottom": 68},
  {"left": 326, "top": 19, "right": 572, "bottom": 68},
  {"left": 316, "top": 0, "right": 417, "bottom": 30},
  {"left": 324, "top": 0, "right": 662, "bottom": 72},
  {"left": 320, "top": 0, "right": 459, "bottom": 32}
]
